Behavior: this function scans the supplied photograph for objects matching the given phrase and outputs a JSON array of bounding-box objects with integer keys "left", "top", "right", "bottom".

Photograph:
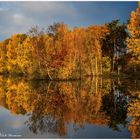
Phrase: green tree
[{"left": 102, "top": 20, "right": 127, "bottom": 72}]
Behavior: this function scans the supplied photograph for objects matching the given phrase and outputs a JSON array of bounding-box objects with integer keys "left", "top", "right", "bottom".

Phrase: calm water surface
[{"left": 0, "top": 76, "right": 140, "bottom": 138}]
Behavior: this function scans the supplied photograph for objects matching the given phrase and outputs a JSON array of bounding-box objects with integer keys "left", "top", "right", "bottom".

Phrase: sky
[{"left": 0, "top": 1, "right": 138, "bottom": 41}]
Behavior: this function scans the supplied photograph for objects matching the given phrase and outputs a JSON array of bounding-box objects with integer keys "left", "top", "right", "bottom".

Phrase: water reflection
[{"left": 0, "top": 76, "right": 140, "bottom": 138}]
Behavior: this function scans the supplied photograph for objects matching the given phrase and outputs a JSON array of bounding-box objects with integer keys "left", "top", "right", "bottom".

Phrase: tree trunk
[
  {"left": 95, "top": 76, "right": 98, "bottom": 95},
  {"left": 100, "top": 60, "right": 103, "bottom": 75},
  {"left": 95, "top": 57, "right": 98, "bottom": 75}
]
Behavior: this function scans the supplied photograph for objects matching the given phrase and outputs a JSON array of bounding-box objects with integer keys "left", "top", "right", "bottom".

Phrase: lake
[{"left": 0, "top": 76, "right": 140, "bottom": 138}]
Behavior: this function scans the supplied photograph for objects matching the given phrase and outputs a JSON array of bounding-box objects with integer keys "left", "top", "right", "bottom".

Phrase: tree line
[{"left": 0, "top": 3, "right": 140, "bottom": 79}]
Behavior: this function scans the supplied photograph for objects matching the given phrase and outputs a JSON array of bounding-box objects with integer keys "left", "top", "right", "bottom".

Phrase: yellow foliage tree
[{"left": 127, "top": 2, "right": 140, "bottom": 72}]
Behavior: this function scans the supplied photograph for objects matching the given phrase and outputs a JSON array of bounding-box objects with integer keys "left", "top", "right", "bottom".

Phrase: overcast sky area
[{"left": 0, "top": 1, "right": 138, "bottom": 41}]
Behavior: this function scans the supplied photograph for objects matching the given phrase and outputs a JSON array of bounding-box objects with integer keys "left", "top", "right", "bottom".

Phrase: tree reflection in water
[{"left": 0, "top": 76, "right": 140, "bottom": 138}]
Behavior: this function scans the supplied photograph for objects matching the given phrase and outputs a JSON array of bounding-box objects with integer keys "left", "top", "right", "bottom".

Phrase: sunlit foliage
[{"left": 126, "top": 2, "right": 140, "bottom": 73}]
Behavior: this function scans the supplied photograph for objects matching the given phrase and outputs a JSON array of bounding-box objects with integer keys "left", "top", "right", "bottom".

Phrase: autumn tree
[
  {"left": 85, "top": 25, "right": 108, "bottom": 76},
  {"left": 47, "top": 23, "right": 77, "bottom": 79},
  {"left": 6, "top": 34, "right": 26, "bottom": 74},
  {"left": 0, "top": 39, "right": 9, "bottom": 73},
  {"left": 127, "top": 2, "right": 140, "bottom": 73},
  {"left": 72, "top": 27, "right": 86, "bottom": 78},
  {"left": 16, "top": 36, "right": 34, "bottom": 75}
]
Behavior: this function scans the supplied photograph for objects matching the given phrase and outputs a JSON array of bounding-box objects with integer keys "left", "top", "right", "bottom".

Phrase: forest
[{"left": 0, "top": 3, "right": 140, "bottom": 80}]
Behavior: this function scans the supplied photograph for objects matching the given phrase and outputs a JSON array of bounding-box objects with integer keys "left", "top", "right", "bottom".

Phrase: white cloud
[
  {"left": 0, "top": 2, "right": 78, "bottom": 40},
  {"left": 12, "top": 13, "right": 35, "bottom": 26}
]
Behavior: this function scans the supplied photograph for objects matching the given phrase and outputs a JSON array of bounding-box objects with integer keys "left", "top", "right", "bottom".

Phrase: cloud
[
  {"left": 0, "top": 2, "right": 78, "bottom": 40},
  {"left": 0, "top": 2, "right": 137, "bottom": 41}
]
